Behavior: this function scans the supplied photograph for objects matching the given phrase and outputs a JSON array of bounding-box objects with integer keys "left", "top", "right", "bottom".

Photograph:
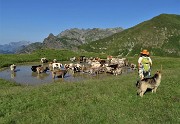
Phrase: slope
[{"left": 80, "top": 14, "right": 180, "bottom": 57}]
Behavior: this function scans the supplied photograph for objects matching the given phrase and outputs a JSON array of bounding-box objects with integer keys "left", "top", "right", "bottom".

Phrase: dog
[{"left": 136, "top": 71, "right": 162, "bottom": 97}]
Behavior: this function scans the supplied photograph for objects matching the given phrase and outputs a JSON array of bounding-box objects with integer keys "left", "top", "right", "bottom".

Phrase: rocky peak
[{"left": 46, "top": 33, "right": 56, "bottom": 40}]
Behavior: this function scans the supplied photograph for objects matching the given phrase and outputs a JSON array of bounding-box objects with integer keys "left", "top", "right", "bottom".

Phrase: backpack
[{"left": 141, "top": 57, "right": 150, "bottom": 72}]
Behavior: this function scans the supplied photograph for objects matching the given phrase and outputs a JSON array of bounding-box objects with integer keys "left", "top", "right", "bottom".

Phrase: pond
[{"left": 0, "top": 63, "right": 134, "bottom": 86}]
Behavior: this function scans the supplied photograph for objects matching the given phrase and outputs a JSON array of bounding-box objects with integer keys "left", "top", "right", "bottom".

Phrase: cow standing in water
[
  {"left": 10, "top": 64, "right": 16, "bottom": 72},
  {"left": 70, "top": 57, "right": 76, "bottom": 62},
  {"left": 52, "top": 63, "right": 63, "bottom": 70},
  {"left": 40, "top": 57, "right": 48, "bottom": 64},
  {"left": 52, "top": 69, "right": 67, "bottom": 79}
]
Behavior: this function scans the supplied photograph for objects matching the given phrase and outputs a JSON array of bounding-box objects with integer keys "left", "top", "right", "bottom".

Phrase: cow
[
  {"left": 130, "top": 63, "right": 137, "bottom": 70},
  {"left": 113, "top": 68, "right": 122, "bottom": 76},
  {"left": 53, "top": 59, "right": 57, "bottom": 63},
  {"left": 31, "top": 65, "right": 42, "bottom": 72},
  {"left": 10, "top": 64, "right": 16, "bottom": 72},
  {"left": 52, "top": 69, "right": 67, "bottom": 78},
  {"left": 40, "top": 57, "right": 48, "bottom": 64},
  {"left": 52, "top": 63, "right": 63, "bottom": 70},
  {"left": 36, "top": 66, "right": 49, "bottom": 74},
  {"left": 70, "top": 57, "right": 76, "bottom": 62}
]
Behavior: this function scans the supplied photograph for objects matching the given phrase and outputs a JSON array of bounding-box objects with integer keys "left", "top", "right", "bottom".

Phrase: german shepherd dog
[{"left": 136, "top": 71, "right": 162, "bottom": 97}]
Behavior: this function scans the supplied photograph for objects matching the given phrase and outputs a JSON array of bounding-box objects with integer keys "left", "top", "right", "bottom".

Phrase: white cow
[
  {"left": 52, "top": 63, "right": 63, "bottom": 70},
  {"left": 53, "top": 59, "right": 57, "bottom": 63},
  {"left": 10, "top": 64, "right": 16, "bottom": 71},
  {"left": 105, "top": 66, "right": 113, "bottom": 73},
  {"left": 113, "top": 68, "right": 122, "bottom": 76},
  {"left": 89, "top": 61, "right": 101, "bottom": 68},
  {"left": 70, "top": 57, "right": 76, "bottom": 62},
  {"left": 40, "top": 57, "right": 48, "bottom": 63}
]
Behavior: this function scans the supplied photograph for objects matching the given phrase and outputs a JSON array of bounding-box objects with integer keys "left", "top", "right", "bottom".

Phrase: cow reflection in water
[
  {"left": 31, "top": 72, "right": 49, "bottom": 80},
  {"left": 11, "top": 72, "right": 16, "bottom": 79}
]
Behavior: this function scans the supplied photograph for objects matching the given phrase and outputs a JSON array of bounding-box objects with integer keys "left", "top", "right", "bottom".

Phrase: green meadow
[{"left": 0, "top": 51, "right": 179, "bottom": 124}]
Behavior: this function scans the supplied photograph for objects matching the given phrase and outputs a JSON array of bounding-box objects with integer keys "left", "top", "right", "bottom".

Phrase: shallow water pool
[{"left": 0, "top": 64, "right": 134, "bottom": 86}]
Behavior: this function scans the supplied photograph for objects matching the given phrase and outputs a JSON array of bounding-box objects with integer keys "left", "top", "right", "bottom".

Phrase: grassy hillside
[
  {"left": 80, "top": 14, "right": 180, "bottom": 57},
  {"left": 0, "top": 56, "right": 179, "bottom": 123}
]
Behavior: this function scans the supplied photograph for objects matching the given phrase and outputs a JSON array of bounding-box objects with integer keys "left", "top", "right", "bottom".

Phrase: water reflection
[
  {"left": 11, "top": 72, "right": 16, "bottom": 79},
  {"left": 31, "top": 72, "right": 50, "bottom": 80}
]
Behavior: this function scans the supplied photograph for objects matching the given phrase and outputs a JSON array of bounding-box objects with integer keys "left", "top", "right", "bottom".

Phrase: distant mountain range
[
  {"left": 0, "top": 41, "right": 31, "bottom": 54},
  {"left": 80, "top": 14, "right": 180, "bottom": 57}
]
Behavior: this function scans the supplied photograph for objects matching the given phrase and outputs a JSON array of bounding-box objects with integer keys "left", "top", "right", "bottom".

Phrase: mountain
[
  {"left": 18, "top": 27, "right": 124, "bottom": 53},
  {"left": 0, "top": 41, "right": 31, "bottom": 54},
  {"left": 80, "top": 14, "right": 180, "bottom": 57},
  {"left": 16, "top": 42, "right": 43, "bottom": 54},
  {"left": 43, "top": 27, "right": 124, "bottom": 50}
]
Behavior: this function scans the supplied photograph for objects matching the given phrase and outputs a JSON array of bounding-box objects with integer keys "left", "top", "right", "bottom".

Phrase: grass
[{"left": 0, "top": 55, "right": 179, "bottom": 123}]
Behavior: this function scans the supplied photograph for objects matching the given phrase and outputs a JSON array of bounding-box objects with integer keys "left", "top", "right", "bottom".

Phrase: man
[{"left": 138, "top": 49, "right": 152, "bottom": 80}]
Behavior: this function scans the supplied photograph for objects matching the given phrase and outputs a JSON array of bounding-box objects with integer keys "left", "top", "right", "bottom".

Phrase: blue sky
[{"left": 0, "top": 0, "right": 179, "bottom": 45}]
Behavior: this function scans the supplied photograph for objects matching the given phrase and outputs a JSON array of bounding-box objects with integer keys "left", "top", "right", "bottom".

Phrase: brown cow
[{"left": 52, "top": 69, "right": 67, "bottom": 79}]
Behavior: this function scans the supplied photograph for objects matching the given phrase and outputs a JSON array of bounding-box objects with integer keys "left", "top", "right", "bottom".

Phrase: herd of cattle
[{"left": 10, "top": 56, "right": 136, "bottom": 79}]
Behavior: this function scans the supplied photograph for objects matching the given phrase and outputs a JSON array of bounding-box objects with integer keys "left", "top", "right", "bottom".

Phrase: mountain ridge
[{"left": 17, "top": 27, "right": 124, "bottom": 53}]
